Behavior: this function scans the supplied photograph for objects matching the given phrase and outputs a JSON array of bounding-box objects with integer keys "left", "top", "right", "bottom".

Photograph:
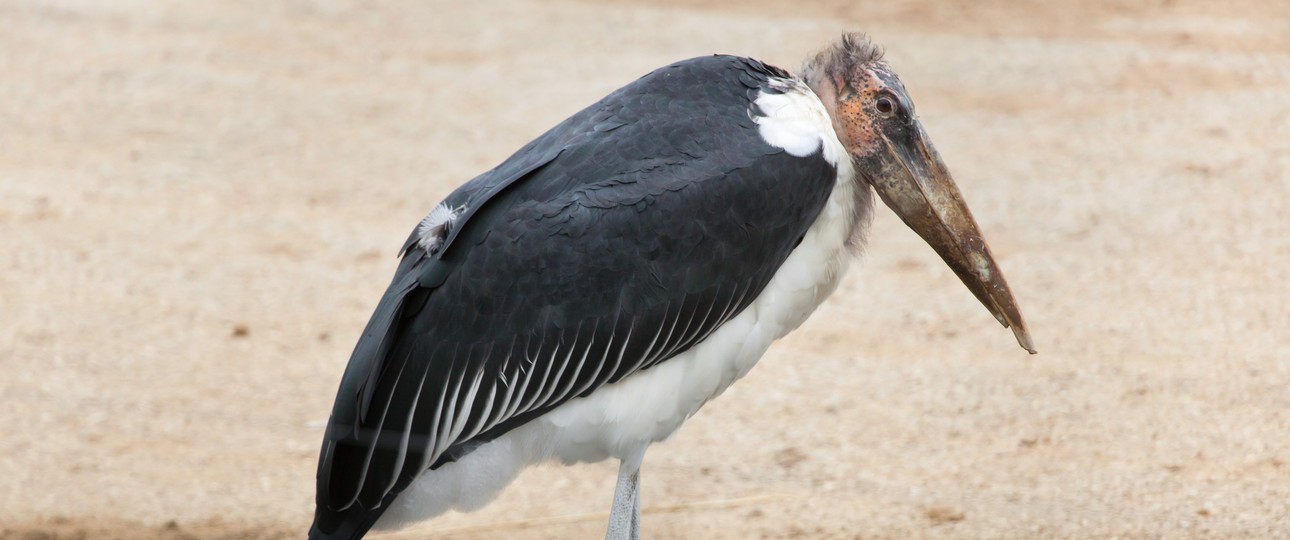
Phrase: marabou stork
[{"left": 309, "top": 33, "right": 1035, "bottom": 540}]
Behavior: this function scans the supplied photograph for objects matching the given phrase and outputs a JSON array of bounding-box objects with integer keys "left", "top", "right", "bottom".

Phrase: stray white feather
[{"left": 416, "top": 203, "right": 462, "bottom": 253}]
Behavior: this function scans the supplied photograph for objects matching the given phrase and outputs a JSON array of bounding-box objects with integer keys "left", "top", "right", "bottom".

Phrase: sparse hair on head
[{"left": 799, "top": 32, "right": 885, "bottom": 85}]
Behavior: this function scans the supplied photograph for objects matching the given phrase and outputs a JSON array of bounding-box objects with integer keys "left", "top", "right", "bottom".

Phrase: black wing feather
[{"left": 310, "top": 55, "right": 836, "bottom": 540}]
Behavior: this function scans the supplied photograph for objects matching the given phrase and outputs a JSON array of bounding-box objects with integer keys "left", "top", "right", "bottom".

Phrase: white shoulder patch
[
  {"left": 752, "top": 78, "right": 846, "bottom": 166},
  {"left": 416, "top": 203, "right": 463, "bottom": 254}
]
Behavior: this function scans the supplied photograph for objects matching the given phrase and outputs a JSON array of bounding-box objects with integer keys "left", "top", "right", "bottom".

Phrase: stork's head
[{"left": 803, "top": 33, "right": 1036, "bottom": 354}]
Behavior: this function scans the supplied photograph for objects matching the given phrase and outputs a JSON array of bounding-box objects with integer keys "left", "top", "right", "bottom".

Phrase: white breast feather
[{"left": 376, "top": 77, "right": 873, "bottom": 532}]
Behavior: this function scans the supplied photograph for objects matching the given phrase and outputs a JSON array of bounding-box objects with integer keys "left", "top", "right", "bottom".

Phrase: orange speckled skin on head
[{"left": 825, "top": 65, "right": 891, "bottom": 160}]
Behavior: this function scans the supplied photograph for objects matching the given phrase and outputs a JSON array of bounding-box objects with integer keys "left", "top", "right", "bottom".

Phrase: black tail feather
[{"left": 308, "top": 495, "right": 393, "bottom": 540}]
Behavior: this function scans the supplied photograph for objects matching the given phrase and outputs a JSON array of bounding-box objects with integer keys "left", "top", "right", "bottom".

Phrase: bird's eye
[{"left": 875, "top": 95, "right": 897, "bottom": 116}]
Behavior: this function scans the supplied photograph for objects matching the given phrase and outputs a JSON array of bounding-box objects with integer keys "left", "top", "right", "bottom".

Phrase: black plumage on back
[{"left": 310, "top": 55, "right": 838, "bottom": 540}]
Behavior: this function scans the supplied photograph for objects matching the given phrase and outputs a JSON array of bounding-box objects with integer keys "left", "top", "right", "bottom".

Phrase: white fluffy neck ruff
[{"left": 753, "top": 75, "right": 875, "bottom": 255}]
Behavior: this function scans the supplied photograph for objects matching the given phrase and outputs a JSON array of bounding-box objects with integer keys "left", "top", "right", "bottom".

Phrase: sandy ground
[{"left": 2, "top": 0, "right": 1289, "bottom": 538}]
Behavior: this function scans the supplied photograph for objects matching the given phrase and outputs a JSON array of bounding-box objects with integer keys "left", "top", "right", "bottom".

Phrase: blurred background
[{"left": 1, "top": 0, "right": 1287, "bottom": 538}]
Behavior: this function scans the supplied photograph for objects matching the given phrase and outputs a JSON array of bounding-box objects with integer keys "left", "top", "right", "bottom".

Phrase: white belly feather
[{"left": 376, "top": 78, "right": 872, "bottom": 531}]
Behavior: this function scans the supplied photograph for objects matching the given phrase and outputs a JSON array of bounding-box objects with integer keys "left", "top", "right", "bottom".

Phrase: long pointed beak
[{"left": 867, "top": 121, "right": 1036, "bottom": 354}]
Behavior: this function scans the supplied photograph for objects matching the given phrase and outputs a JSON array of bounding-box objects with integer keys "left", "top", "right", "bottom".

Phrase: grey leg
[
  {"left": 606, "top": 446, "right": 646, "bottom": 540},
  {"left": 629, "top": 475, "right": 641, "bottom": 535}
]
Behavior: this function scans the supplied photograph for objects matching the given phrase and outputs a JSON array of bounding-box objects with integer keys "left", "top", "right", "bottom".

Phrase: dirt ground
[{"left": 2, "top": 0, "right": 1288, "bottom": 538}]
